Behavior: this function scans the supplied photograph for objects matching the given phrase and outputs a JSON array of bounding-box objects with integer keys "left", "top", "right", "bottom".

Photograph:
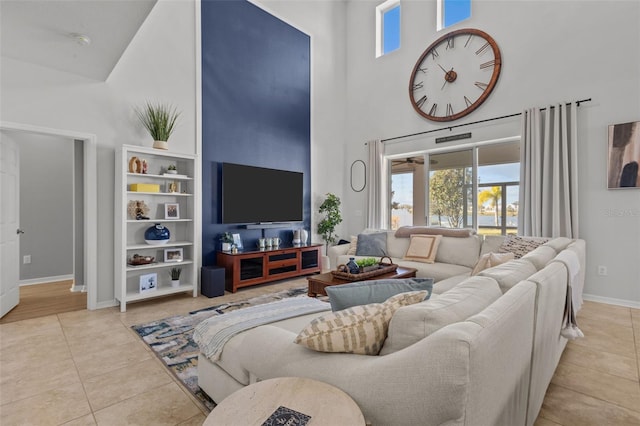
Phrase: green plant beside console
[{"left": 317, "top": 193, "right": 342, "bottom": 252}]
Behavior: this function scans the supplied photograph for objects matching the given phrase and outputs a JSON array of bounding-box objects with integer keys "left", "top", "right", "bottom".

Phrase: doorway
[{"left": 0, "top": 121, "right": 97, "bottom": 316}]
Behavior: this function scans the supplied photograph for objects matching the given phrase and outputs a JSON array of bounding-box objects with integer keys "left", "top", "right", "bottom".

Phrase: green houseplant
[
  {"left": 220, "top": 232, "right": 234, "bottom": 252},
  {"left": 317, "top": 193, "right": 342, "bottom": 252},
  {"left": 135, "top": 102, "right": 181, "bottom": 150},
  {"left": 169, "top": 267, "right": 182, "bottom": 287}
]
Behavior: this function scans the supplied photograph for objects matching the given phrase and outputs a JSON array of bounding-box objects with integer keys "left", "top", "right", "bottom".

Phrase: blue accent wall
[{"left": 201, "top": 0, "right": 311, "bottom": 266}]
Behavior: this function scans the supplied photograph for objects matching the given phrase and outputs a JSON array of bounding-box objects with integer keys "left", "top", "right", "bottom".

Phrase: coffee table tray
[{"left": 331, "top": 262, "right": 398, "bottom": 281}]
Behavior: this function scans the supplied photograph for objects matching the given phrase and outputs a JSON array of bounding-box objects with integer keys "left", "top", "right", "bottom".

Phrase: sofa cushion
[
  {"left": 356, "top": 232, "right": 387, "bottom": 257},
  {"left": 347, "top": 235, "right": 358, "bottom": 255},
  {"left": 403, "top": 234, "right": 442, "bottom": 263},
  {"left": 498, "top": 235, "right": 550, "bottom": 258},
  {"left": 521, "top": 245, "right": 558, "bottom": 270},
  {"left": 294, "top": 291, "right": 428, "bottom": 355},
  {"left": 435, "top": 235, "right": 482, "bottom": 268},
  {"left": 478, "top": 259, "right": 538, "bottom": 293},
  {"left": 395, "top": 226, "right": 476, "bottom": 238},
  {"left": 326, "top": 278, "right": 434, "bottom": 311},
  {"left": 432, "top": 273, "right": 470, "bottom": 294},
  {"left": 480, "top": 235, "right": 506, "bottom": 256},
  {"left": 379, "top": 277, "right": 502, "bottom": 355},
  {"left": 471, "top": 252, "right": 515, "bottom": 276},
  {"left": 543, "top": 237, "right": 574, "bottom": 252}
]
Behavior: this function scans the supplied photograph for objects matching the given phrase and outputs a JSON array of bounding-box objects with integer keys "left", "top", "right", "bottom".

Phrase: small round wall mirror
[{"left": 350, "top": 160, "right": 366, "bottom": 192}]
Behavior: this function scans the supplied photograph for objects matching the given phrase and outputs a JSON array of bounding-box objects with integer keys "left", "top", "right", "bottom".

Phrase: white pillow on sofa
[{"left": 379, "top": 276, "right": 502, "bottom": 355}]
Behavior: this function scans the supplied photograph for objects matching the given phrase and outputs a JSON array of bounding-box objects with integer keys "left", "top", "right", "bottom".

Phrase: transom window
[
  {"left": 438, "top": 0, "right": 471, "bottom": 30},
  {"left": 376, "top": 0, "right": 401, "bottom": 57}
]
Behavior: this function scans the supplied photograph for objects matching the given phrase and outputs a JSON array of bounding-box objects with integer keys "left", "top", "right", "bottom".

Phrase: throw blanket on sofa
[
  {"left": 551, "top": 250, "right": 584, "bottom": 340},
  {"left": 193, "top": 297, "right": 330, "bottom": 362}
]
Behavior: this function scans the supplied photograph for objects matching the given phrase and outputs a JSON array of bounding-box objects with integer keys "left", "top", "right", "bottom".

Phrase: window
[
  {"left": 388, "top": 141, "right": 520, "bottom": 235},
  {"left": 438, "top": 0, "right": 471, "bottom": 30},
  {"left": 376, "top": 0, "right": 401, "bottom": 58}
]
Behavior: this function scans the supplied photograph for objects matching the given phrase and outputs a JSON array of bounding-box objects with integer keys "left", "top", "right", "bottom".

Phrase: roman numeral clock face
[{"left": 409, "top": 28, "right": 502, "bottom": 122}]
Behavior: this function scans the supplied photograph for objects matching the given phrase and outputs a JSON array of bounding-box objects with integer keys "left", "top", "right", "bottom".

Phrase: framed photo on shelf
[
  {"left": 232, "top": 233, "right": 243, "bottom": 250},
  {"left": 139, "top": 273, "right": 157, "bottom": 293},
  {"left": 164, "top": 203, "right": 180, "bottom": 219},
  {"left": 164, "top": 247, "right": 183, "bottom": 263}
]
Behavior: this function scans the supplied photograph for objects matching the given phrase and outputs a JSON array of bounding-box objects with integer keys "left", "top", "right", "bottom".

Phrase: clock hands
[{"left": 438, "top": 64, "right": 458, "bottom": 90}]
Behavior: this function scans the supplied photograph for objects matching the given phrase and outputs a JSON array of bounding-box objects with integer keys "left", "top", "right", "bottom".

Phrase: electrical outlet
[
  {"left": 597, "top": 265, "right": 607, "bottom": 276},
  {"left": 23, "top": 255, "right": 31, "bottom": 264}
]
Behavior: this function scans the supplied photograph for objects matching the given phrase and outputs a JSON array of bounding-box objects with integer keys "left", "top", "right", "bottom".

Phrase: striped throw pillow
[{"left": 294, "top": 290, "right": 428, "bottom": 355}]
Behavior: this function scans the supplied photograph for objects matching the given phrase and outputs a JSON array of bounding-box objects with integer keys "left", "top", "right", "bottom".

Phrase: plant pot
[
  {"left": 222, "top": 242, "right": 232, "bottom": 251},
  {"left": 171, "top": 279, "right": 180, "bottom": 288},
  {"left": 153, "top": 140, "right": 169, "bottom": 150},
  {"left": 166, "top": 169, "right": 177, "bottom": 174}
]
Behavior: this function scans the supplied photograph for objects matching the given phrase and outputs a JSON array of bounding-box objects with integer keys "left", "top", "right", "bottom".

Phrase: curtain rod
[{"left": 380, "top": 98, "right": 592, "bottom": 143}]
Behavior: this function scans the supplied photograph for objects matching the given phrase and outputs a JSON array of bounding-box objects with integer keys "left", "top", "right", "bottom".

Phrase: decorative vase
[
  {"left": 301, "top": 229, "right": 308, "bottom": 245},
  {"left": 222, "top": 242, "right": 232, "bottom": 251},
  {"left": 171, "top": 279, "right": 180, "bottom": 288},
  {"left": 153, "top": 140, "right": 169, "bottom": 150},
  {"left": 346, "top": 257, "right": 360, "bottom": 274},
  {"left": 145, "top": 223, "right": 170, "bottom": 245}
]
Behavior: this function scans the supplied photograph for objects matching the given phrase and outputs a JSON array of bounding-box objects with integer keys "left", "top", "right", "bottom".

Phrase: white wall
[
  {"left": 343, "top": 0, "right": 640, "bottom": 304},
  {"left": 0, "top": 0, "right": 196, "bottom": 306}
]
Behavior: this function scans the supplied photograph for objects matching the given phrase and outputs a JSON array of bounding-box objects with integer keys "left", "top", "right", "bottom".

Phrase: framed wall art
[
  {"left": 608, "top": 121, "right": 640, "bottom": 189},
  {"left": 139, "top": 273, "right": 158, "bottom": 293}
]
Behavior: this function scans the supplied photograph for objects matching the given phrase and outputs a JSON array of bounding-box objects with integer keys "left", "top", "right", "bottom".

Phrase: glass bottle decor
[
  {"left": 346, "top": 257, "right": 359, "bottom": 274},
  {"left": 145, "top": 223, "right": 170, "bottom": 245}
]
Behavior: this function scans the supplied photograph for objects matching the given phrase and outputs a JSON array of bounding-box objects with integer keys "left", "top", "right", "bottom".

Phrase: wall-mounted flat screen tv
[{"left": 222, "top": 162, "right": 303, "bottom": 224}]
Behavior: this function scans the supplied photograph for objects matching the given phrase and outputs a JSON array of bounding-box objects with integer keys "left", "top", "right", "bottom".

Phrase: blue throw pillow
[
  {"left": 355, "top": 232, "right": 387, "bottom": 257},
  {"left": 326, "top": 278, "right": 434, "bottom": 311}
]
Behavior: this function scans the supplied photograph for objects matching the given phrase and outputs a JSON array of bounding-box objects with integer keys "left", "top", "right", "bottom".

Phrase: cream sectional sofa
[{"left": 197, "top": 232, "right": 586, "bottom": 426}]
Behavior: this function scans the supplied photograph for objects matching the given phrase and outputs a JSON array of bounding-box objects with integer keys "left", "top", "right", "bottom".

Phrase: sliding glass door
[{"left": 389, "top": 140, "right": 519, "bottom": 235}]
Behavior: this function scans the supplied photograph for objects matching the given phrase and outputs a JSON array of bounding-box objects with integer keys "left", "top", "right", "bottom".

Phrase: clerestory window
[{"left": 376, "top": 0, "right": 401, "bottom": 57}]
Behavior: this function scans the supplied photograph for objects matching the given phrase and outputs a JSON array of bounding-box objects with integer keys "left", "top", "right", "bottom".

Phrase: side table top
[{"left": 203, "top": 377, "right": 365, "bottom": 426}]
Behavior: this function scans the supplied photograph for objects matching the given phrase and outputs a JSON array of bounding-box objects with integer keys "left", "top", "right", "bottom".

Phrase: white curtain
[
  {"left": 519, "top": 102, "right": 579, "bottom": 238},
  {"left": 366, "top": 139, "right": 387, "bottom": 229}
]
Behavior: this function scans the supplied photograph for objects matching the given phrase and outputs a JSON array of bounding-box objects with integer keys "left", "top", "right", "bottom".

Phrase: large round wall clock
[{"left": 409, "top": 28, "right": 502, "bottom": 122}]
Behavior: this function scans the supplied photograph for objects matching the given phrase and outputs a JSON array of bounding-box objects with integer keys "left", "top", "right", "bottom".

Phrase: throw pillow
[
  {"left": 403, "top": 234, "right": 442, "bottom": 263},
  {"left": 294, "top": 291, "right": 428, "bottom": 355},
  {"left": 355, "top": 232, "right": 388, "bottom": 257},
  {"left": 470, "top": 252, "right": 515, "bottom": 276},
  {"left": 498, "top": 235, "right": 549, "bottom": 259},
  {"left": 346, "top": 235, "right": 358, "bottom": 256},
  {"left": 326, "top": 278, "right": 434, "bottom": 311}
]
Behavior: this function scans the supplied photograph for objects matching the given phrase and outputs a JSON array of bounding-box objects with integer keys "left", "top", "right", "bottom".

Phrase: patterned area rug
[{"left": 131, "top": 286, "right": 311, "bottom": 412}]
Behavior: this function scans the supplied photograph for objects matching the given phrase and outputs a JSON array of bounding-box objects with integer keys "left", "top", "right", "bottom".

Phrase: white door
[{"left": 1, "top": 137, "right": 20, "bottom": 317}]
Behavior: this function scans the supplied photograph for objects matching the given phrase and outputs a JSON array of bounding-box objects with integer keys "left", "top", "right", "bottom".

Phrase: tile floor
[{"left": 0, "top": 278, "right": 638, "bottom": 425}]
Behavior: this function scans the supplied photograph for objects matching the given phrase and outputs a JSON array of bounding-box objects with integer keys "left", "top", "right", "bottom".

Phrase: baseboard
[
  {"left": 19, "top": 274, "right": 74, "bottom": 287},
  {"left": 95, "top": 300, "right": 118, "bottom": 310},
  {"left": 583, "top": 293, "right": 640, "bottom": 309},
  {"left": 70, "top": 284, "right": 86, "bottom": 293}
]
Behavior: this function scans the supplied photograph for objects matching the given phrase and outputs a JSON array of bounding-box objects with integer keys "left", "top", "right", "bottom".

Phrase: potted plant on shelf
[
  {"left": 166, "top": 164, "right": 178, "bottom": 174},
  {"left": 220, "top": 232, "right": 234, "bottom": 252},
  {"left": 317, "top": 193, "right": 342, "bottom": 253},
  {"left": 170, "top": 267, "right": 182, "bottom": 288},
  {"left": 135, "top": 102, "right": 181, "bottom": 150}
]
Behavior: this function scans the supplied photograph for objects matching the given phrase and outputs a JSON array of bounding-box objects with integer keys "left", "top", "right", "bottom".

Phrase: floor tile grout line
[
  {"left": 57, "top": 312, "right": 97, "bottom": 424},
  {"left": 551, "top": 381, "right": 640, "bottom": 415}
]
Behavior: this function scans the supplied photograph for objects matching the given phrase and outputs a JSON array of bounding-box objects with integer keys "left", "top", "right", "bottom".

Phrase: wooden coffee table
[{"left": 307, "top": 266, "right": 418, "bottom": 297}]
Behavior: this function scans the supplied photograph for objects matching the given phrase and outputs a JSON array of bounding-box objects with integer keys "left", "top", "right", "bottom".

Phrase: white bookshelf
[{"left": 115, "top": 144, "right": 200, "bottom": 312}]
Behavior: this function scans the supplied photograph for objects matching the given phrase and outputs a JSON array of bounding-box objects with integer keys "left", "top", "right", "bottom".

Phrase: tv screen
[{"left": 222, "top": 163, "right": 303, "bottom": 224}]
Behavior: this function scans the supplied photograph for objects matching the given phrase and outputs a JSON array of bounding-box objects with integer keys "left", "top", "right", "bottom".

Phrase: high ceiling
[{"left": 0, "top": 0, "right": 157, "bottom": 81}]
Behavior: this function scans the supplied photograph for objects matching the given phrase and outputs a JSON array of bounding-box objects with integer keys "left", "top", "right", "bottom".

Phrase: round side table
[{"left": 203, "top": 377, "right": 366, "bottom": 426}]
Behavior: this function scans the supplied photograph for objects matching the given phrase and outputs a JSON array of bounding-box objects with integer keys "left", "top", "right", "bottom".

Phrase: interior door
[{"left": 1, "top": 137, "right": 20, "bottom": 318}]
